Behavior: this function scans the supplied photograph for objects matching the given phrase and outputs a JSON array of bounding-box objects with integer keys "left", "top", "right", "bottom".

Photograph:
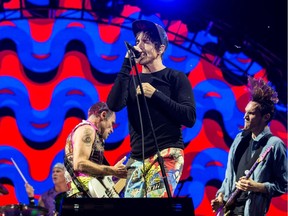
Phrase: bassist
[{"left": 64, "top": 102, "right": 127, "bottom": 198}]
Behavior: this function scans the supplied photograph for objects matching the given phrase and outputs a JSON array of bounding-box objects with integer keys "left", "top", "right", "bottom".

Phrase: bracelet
[{"left": 28, "top": 197, "right": 35, "bottom": 205}]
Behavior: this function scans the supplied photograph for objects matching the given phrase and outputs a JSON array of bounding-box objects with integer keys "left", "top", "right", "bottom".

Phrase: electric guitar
[
  {"left": 216, "top": 144, "right": 274, "bottom": 216},
  {"left": 88, "top": 176, "right": 126, "bottom": 198}
]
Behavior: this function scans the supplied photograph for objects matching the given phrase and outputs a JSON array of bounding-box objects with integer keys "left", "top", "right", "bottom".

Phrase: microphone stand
[{"left": 124, "top": 42, "right": 172, "bottom": 198}]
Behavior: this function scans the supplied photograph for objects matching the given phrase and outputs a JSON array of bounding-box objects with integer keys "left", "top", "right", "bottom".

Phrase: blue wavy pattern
[
  {"left": 0, "top": 9, "right": 262, "bottom": 77},
  {"left": 0, "top": 3, "right": 286, "bottom": 214},
  {"left": 0, "top": 76, "right": 99, "bottom": 142}
]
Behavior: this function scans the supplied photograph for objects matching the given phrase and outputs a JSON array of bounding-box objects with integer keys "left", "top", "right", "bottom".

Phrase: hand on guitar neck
[
  {"left": 235, "top": 176, "right": 267, "bottom": 193},
  {"left": 112, "top": 156, "right": 128, "bottom": 179},
  {"left": 211, "top": 193, "right": 225, "bottom": 215},
  {"left": 88, "top": 156, "right": 128, "bottom": 198}
]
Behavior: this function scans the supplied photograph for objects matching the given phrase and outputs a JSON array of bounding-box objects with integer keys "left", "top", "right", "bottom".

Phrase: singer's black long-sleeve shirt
[{"left": 107, "top": 58, "right": 196, "bottom": 160}]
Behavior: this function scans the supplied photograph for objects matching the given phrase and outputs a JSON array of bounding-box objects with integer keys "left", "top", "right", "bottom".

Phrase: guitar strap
[
  {"left": 247, "top": 133, "right": 273, "bottom": 169},
  {"left": 236, "top": 133, "right": 273, "bottom": 181},
  {"left": 64, "top": 156, "right": 91, "bottom": 198}
]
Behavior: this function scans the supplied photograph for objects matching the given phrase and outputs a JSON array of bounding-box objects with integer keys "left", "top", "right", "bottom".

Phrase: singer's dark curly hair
[{"left": 247, "top": 76, "right": 279, "bottom": 124}]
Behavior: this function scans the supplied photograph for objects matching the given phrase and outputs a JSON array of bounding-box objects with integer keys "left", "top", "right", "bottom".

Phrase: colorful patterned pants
[{"left": 124, "top": 147, "right": 184, "bottom": 198}]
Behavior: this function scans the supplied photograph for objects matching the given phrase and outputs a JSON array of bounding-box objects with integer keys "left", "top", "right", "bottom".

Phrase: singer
[{"left": 107, "top": 20, "right": 196, "bottom": 198}]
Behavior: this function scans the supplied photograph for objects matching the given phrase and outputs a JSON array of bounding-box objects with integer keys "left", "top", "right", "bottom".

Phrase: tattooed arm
[{"left": 72, "top": 125, "right": 127, "bottom": 178}]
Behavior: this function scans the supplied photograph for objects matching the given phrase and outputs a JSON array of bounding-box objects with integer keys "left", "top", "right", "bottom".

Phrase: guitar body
[{"left": 88, "top": 176, "right": 125, "bottom": 198}]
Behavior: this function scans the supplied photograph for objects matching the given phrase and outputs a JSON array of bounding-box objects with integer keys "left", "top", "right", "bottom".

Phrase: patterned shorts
[{"left": 124, "top": 147, "right": 184, "bottom": 198}]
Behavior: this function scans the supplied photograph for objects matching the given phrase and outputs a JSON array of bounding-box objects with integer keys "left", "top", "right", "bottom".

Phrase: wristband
[{"left": 28, "top": 197, "right": 35, "bottom": 205}]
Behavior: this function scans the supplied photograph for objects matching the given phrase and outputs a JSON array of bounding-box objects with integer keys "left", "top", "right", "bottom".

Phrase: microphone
[{"left": 124, "top": 41, "right": 142, "bottom": 58}]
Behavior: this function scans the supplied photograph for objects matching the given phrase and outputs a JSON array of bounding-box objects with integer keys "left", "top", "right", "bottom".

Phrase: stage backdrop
[{"left": 0, "top": 1, "right": 287, "bottom": 215}]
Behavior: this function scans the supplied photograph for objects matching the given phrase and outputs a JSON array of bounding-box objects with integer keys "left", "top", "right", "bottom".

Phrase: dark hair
[
  {"left": 132, "top": 20, "right": 168, "bottom": 51},
  {"left": 88, "top": 102, "right": 113, "bottom": 119},
  {"left": 136, "top": 31, "right": 162, "bottom": 51},
  {"left": 248, "top": 76, "right": 278, "bottom": 124},
  {"left": 255, "top": 100, "right": 275, "bottom": 123}
]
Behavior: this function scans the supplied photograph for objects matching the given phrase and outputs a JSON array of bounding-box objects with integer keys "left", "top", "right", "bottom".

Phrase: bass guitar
[
  {"left": 88, "top": 176, "right": 126, "bottom": 198},
  {"left": 216, "top": 144, "right": 274, "bottom": 216}
]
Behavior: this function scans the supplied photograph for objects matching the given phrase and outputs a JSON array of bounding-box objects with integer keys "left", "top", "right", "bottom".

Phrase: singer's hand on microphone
[
  {"left": 125, "top": 41, "right": 142, "bottom": 59},
  {"left": 136, "top": 83, "right": 156, "bottom": 98},
  {"left": 125, "top": 48, "right": 142, "bottom": 59},
  {"left": 125, "top": 50, "right": 137, "bottom": 59}
]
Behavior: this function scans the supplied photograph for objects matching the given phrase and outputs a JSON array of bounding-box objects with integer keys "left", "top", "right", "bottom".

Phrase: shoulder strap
[
  {"left": 84, "top": 120, "right": 111, "bottom": 166},
  {"left": 259, "top": 133, "right": 273, "bottom": 146},
  {"left": 246, "top": 133, "right": 273, "bottom": 170},
  {"left": 64, "top": 157, "right": 91, "bottom": 198}
]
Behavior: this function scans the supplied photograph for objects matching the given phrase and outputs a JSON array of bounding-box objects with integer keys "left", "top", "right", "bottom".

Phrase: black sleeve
[
  {"left": 151, "top": 72, "right": 196, "bottom": 128},
  {"left": 107, "top": 58, "right": 132, "bottom": 111}
]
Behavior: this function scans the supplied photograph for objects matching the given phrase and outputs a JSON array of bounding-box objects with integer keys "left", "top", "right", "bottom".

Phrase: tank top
[{"left": 64, "top": 120, "right": 105, "bottom": 196}]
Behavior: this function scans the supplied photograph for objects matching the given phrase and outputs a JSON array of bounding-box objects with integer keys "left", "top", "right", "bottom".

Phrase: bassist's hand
[
  {"left": 113, "top": 156, "right": 128, "bottom": 179},
  {"left": 211, "top": 193, "right": 224, "bottom": 213}
]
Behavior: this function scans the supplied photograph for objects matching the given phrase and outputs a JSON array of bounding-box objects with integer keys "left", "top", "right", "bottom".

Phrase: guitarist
[
  {"left": 64, "top": 102, "right": 127, "bottom": 198},
  {"left": 211, "top": 77, "right": 287, "bottom": 216}
]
